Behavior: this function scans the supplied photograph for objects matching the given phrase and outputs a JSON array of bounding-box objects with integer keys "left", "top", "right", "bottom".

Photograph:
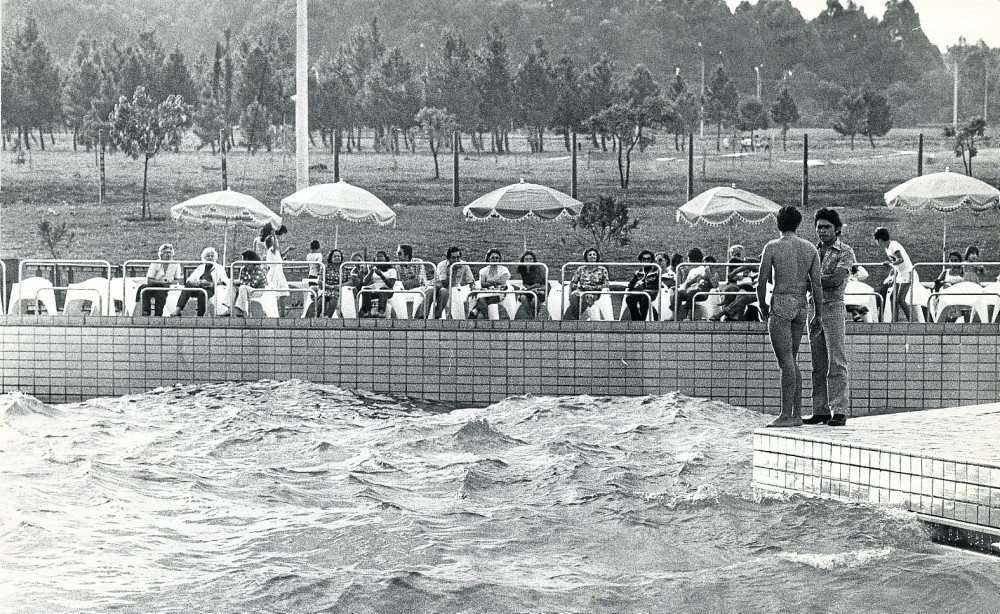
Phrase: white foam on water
[{"left": 777, "top": 547, "right": 894, "bottom": 570}]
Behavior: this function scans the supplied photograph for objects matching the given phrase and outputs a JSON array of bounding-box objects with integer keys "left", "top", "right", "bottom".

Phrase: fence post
[
  {"left": 452, "top": 130, "right": 460, "bottom": 207},
  {"left": 98, "top": 129, "right": 106, "bottom": 205},
  {"left": 334, "top": 127, "right": 341, "bottom": 183},
  {"left": 571, "top": 130, "right": 578, "bottom": 200},
  {"left": 686, "top": 132, "right": 694, "bottom": 201},
  {"left": 220, "top": 129, "right": 228, "bottom": 190},
  {"left": 801, "top": 133, "right": 809, "bottom": 208},
  {"left": 917, "top": 133, "right": 923, "bottom": 177}
]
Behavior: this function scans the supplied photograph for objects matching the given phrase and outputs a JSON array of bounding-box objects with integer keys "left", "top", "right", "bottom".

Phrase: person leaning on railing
[
  {"left": 434, "top": 246, "right": 474, "bottom": 319},
  {"left": 137, "top": 243, "right": 183, "bottom": 316},
  {"left": 516, "top": 251, "right": 547, "bottom": 320},
  {"left": 563, "top": 247, "right": 610, "bottom": 321},
  {"left": 172, "top": 247, "right": 229, "bottom": 316}
]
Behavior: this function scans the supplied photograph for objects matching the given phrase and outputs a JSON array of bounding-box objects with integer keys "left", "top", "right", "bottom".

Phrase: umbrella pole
[
  {"left": 726, "top": 226, "right": 732, "bottom": 261},
  {"left": 942, "top": 220, "right": 947, "bottom": 263},
  {"left": 335, "top": 224, "right": 339, "bottom": 249},
  {"left": 223, "top": 226, "right": 228, "bottom": 266},
  {"left": 523, "top": 229, "right": 527, "bottom": 255}
]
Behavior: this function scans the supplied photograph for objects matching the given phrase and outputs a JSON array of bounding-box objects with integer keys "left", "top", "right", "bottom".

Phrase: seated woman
[
  {"left": 232, "top": 250, "right": 268, "bottom": 317},
  {"left": 962, "top": 246, "right": 985, "bottom": 284},
  {"left": 470, "top": 249, "right": 511, "bottom": 319},
  {"left": 321, "top": 248, "right": 345, "bottom": 317},
  {"left": 172, "top": 247, "right": 229, "bottom": 316},
  {"left": 137, "top": 243, "right": 183, "bottom": 316},
  {"left": 360, "top": 250, "right": 397, "bottom": 317},
  {"left": 515, "top": 251, "right": 547, "bottom": 319},
  {"left": 934, "top": 251, "right": 964, "bottom": 292},
  {"left": 625, "top": 250, "right": 659, "bottom": 321},
  {"left": 433, "top": 246, "right": 474, "bottom": 319},
  {"left": 563, "top": 248, "right": 610, "bottom": 320}
]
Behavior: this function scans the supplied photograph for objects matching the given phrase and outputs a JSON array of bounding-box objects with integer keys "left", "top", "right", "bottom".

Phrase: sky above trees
[{"left": 725, "top": 0, "right": 1000, "bottom": 49}]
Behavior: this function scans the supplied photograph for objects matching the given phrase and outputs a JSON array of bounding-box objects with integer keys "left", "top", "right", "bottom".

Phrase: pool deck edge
[{"left": 752, "top": 404, "right": 1000, "bottom": 555}]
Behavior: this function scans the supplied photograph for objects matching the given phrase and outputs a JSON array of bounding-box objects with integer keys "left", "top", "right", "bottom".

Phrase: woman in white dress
[{"left": 264, "top": 234, "right": 290, "bottom": 314}]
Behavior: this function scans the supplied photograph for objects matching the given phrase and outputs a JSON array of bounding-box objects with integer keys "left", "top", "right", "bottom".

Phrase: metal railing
[
  {"left": 0, "top": 261, "right": 6, "bottom": 314},
  {"left": 926, "top": 290, "right": 1000, "bottom": 323},
  {"left": 843, "top": 291, "right": 883, "bottom": 321},
  {"left": 229, "top": 286, "right": 315, "bottom": 318},
  {"left": 136, "top": 286, "right": 211, "bottom": 316},
  {"left": 578, "top": 289, "right": 659, "bottom": 321},
  {"left": 36, "top": 286, "right": 103, "bottom": 315},
  {"left": 453, "top": 261, "right": 549, "bottom": 319},
  {"left": 356, "top": 288, "right": 430, "bottom": 319},
  {"left": 560, "top": 262, "right": 664, "bottom": 319},
  {"left": 689, "top": 290, "right": 758, "bottom": 321},
  {"left": 18, "top": 260, "right": 113, "bottom": 315},
  {"left": 339, "top": 260, "right": 435, "bottom": 319},
  {"left": 912, "top": 261, "right": 1000, "bottom": 286},
  {"left": 467, "top": 288, "right": 542, "bottom": 319},
  {"left": 228, "top": 259, "right": 327, "bottom": 317},
  {"left": 124, "top": 259, "right": 205, "bottom": 281},
  {"left": 673, "top": 261, "right": 752, "bottom": 319}
]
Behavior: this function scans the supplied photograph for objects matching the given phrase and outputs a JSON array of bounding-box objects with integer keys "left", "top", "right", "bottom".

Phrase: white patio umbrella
[
  {"left": 463, "top": 179, "right": 583, "bottom": 250},
  {"left": 884, "top": 169, "right": 1000, "bottom": 258},
  {"left": 279, "top": 179, "right": 397, "bottom": 247},
  {"left": 676, "top": 185, "right": 782, "bottom": 253},
  {"left": 170, "top": 189, "right": 281, "bottom": 263}
]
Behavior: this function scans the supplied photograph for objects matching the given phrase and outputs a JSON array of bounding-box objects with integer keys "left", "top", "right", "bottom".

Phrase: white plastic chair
[
  {"left": 338, "top": 286, "right": 358, "bottom": 318},
  {"left": 692, "top": 292, "right": 725, "bottom": 320},
  {"left": 908, "top": 269, "right": 930, "bottom": 322},
  {"left": 583, "top": 289, "right": 614, "bottom": 321},
  {"left": 8, "top": 277, "right": 58, "bottom": 315},
  {"left": 931, "top": 282, "right": 990, "bottom": 323},
  {"left": 845, "top": 280, "right": 879, "bottom": 323},
  {"left": 387, "top": 282, "right": 427, "bottom": 319},
  {"left": 547, "top": 280, "right": 564, "bottom": 320},
  {"left": 64, "top": 277, "right": 111, "bottom": 315}
]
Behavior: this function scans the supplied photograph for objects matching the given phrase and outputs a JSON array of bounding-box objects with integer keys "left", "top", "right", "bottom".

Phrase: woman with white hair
[{"left": 172, "top": 247, "right": 230, "bottom": 316}]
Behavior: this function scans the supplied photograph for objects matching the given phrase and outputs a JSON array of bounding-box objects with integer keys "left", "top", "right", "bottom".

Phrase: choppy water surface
[{"left": 1, "top": 383, "right": 998, "bottom": 613}]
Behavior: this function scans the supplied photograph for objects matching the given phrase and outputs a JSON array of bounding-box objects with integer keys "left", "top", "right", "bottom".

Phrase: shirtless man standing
[{"left": 757, "top": 206, "right": 824, "bottom": 428}]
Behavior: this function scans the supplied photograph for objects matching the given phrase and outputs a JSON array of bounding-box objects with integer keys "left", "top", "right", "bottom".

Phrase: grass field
[{"left": 2, "top": 127, "right": 999, "bottom": 285}]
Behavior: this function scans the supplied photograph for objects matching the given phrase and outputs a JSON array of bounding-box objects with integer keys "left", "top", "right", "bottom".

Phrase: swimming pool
[{"left": 1, "top": 383, "right": 997, "bottom": 612}]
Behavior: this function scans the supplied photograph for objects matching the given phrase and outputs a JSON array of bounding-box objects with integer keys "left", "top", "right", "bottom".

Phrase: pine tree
[
  {"left": 770, "top": 87, "right": 799, "bottom": 151},
  {"left": 474, "top": 25, "right": 513, "bottom": 153},
  {"left": 832, "top": 91, "right": 867, "bottom": 150},
  {"left": 162, "top": 48, "right": 197, "bottom": 105},
  {"left": 861, "top": 89, "right": 893, "bottom": 148},
  {"left": 513, "top": 38, "right": 556, "bottom": 153},
  {"left": 704, "top": 64, "right": 739, "bottom": 152}
]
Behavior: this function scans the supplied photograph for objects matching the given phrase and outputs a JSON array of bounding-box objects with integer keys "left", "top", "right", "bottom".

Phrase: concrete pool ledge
[{"left": 752, "top": 403, "right": 1000, "bottom": 554}]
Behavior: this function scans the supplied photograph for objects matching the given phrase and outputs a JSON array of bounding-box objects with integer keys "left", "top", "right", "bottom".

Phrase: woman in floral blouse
[{"left": 563, "top": 248, "right": 609, "bottom": 320}]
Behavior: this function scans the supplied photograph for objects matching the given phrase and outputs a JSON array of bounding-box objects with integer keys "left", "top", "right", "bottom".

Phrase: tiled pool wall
[
  {"left": 753, "top": 431, "right": 1000, "bottom": 552},
  {"left": 1, "top": 317, "right": 998, "bottom": 410}
]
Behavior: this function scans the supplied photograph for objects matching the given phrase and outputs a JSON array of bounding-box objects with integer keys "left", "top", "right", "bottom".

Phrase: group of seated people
[{"left": 68, "top": 224, "right": 999, "bottom": 323}]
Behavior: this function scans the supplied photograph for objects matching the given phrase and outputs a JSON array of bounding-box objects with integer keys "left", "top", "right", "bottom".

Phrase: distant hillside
[{"left": 4, "top": 0, "right": 994, "bottom": 125}]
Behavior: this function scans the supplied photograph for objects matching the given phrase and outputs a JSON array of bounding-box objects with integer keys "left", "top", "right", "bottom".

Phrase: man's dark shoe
[
  {"left": 828, "top": 413, "right": 848, "bottom": 427},
  {"left": 802, "top": 413, "right": 832, "bottom": 425}
]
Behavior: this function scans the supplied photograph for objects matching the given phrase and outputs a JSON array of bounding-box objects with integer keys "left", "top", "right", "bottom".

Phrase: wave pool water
[{"left": 1, "top": 382, "right": 998, "bottom": 613}]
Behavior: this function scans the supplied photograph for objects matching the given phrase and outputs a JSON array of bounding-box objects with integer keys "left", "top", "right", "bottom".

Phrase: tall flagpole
[{"left": 295, "top": 0, "right": 309, "bottom": 191}]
